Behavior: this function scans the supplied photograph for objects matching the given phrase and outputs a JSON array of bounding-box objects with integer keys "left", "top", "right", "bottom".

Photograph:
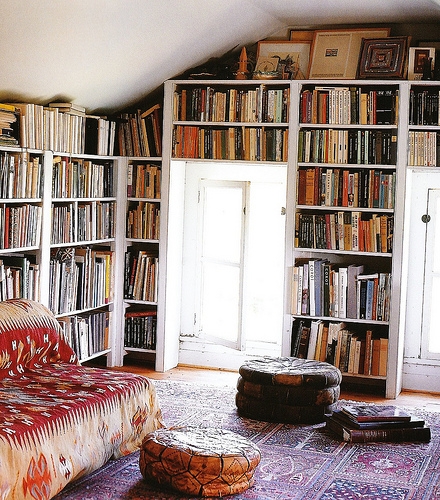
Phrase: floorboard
[{"left": 111, "top": 362, "right": 440, "bottom": 412}]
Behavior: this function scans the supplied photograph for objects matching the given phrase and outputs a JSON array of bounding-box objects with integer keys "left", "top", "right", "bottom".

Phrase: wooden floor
[{"left": 113, "top": 362, "right": 440, "bottom": 412}]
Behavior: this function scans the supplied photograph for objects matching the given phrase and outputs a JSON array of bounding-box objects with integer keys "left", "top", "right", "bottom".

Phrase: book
[
  {"left": 326, "top": 414, "right": 431, "bottom": 443},
  {"left": 48, "top": 102, "right": 86, "bottom": 114},
  {"left": 330, "top": 409, "right": 425, "bottom": 430},
  {"left": 341, "top": 404, "right": 411, "bottom": 423}
]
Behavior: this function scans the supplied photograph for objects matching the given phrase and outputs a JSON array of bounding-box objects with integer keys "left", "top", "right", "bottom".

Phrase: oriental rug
[{"left": 54, "top": 379, "right": 440, "bottom": 500}]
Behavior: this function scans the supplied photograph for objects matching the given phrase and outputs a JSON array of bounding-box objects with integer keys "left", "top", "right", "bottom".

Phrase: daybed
[{"left": 0, "top": 299, "right": 163, "bottom": 500}]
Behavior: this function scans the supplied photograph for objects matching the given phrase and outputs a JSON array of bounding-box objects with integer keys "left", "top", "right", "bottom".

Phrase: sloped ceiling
[{"left": 1, "top": 0, "right": 440, "bottom": 114}]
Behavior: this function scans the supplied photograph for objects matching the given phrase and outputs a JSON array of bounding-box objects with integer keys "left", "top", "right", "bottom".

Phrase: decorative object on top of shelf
[
  {"left": 308, "top": 28, "right": 391, "bottom": 80},
  {"left": 408, "top": 47, "right": 435, "bottom": 80},
  {"left": 357, "top": 37, "right": 410, "bottom": 79},
  {"left": 235, "top": 47, "right": 253, "bottom": 80},
  {"left": 255, "top": 40, "right": 311, "bottom": 80},
  {"left": 418, "top": 41, "right": 440, "bottom": 80}
]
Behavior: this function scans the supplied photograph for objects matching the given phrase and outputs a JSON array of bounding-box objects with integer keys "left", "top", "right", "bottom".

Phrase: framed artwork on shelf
[
  {"left": 255, "top": 40, "right": 312, "bottom": 79},
  {"left": 357, "top": 37, "right": 410, "bottom": 79},
  {"left": 408, "top": 47, "right": 435, "bottom": 80},
  {"left": 308, "top": 28, "right": 391, "bottom": 79},
  {"left": 289, "top": 30, "right": 315, "bottom": 42}
]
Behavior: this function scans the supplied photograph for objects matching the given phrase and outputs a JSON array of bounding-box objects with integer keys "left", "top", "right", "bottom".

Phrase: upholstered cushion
[
  {"left": 140, "top": 426, "right": 261, "bottom": 497},
  {"left": 239, "top": 356, "right": 342, "bottom": 388},
  {"left": 0, "top": 299, "right": 77, "bottom": 378},
  {"left": 237, "top": 375, "right": 340, "bottom": 406}
]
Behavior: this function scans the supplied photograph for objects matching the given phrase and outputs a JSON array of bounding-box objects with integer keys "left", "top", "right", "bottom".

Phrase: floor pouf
[
  {"left": 139, "top": 426, "right": 261, "bottom": 497},
  {"left": 236, "top": 356, "right": 342, "bottom": 424}
]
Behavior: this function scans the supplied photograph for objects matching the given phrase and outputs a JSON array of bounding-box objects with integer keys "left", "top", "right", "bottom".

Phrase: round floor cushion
[
  {"left": 237, "top": 375, "right": 340, "bottom": 406},
  {"left": 239, "top": 357, "right": 342, "bottom": 389},
  {"left": 139, "top": 426, "right": 261, "bottom": 497},
  {"left": 236, "top": 391, "right": 336, "bottom": 424}
]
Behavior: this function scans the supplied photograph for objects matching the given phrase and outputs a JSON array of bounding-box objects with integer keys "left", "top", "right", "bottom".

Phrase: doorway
[{"left": 180, "top": 162, "right": 287, "bottom": 368}]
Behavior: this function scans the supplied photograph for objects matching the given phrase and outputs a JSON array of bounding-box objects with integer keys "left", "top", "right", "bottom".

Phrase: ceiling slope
[{"left": 0, "top": 0, "right": 440, "bottom": 113}]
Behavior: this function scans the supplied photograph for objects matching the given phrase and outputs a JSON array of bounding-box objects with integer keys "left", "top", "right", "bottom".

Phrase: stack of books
[
  {"left": 0, "top": 103, "right": 19, "bottom": 147},
  {"left": 326, "top": 404, "right": 431, "bottom": 443}
]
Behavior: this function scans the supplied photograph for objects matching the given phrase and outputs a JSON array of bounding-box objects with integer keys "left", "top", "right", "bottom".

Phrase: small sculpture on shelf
[{"left": 235, "top": 47, "right": 252, "bottom": 80}]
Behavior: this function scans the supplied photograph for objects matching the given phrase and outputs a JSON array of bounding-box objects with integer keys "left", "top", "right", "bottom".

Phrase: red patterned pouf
[{"left": 139, "top": 426, "right": 261, "bottom": 497}]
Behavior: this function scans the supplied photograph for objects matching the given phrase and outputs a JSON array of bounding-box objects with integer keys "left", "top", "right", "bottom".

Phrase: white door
[
  {"left": 180, "top": 162, "right": 286, "bottom": 364},
  {"left": 421, "top": 188, "right": 440, "bottom": 359},
  {"left": 197, "top": 179, "right": 248, "bottom": 350},
  {"left": 403, "top": 169, "right": 440, "bottom": 391}
]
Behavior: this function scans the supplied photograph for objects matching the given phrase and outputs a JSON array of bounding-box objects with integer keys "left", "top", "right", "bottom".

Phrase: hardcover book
[
  {"left": 341, "top": 404, "right": 411, "bottom": 422},
  {"left": 331, "top": 409, "right": 425, "bottom": 430},
  {"left": 326, "top": 413, "right": 431, "bottom": 443}
]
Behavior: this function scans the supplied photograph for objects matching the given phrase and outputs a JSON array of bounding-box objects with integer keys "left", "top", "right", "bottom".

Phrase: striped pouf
[{"left": 236, "top": 356, "right": 341, "bottom": 424}]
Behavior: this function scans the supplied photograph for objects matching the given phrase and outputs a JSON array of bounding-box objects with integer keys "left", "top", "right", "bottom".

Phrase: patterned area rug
[{"left": 54, "top": 379, "right": 440, "bottom": 499}]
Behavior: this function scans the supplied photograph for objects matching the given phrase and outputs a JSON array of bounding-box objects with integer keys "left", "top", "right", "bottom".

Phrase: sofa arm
[{"left": 0, "top": 299, "right": 78, "bottom": 378}]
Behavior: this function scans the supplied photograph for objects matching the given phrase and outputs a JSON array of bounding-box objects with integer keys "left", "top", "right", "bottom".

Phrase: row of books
[
  {"left": 124, "top": 250, "right": 158, "bottom": 302},
  {"left": 300, "top": 87, "right": 398, "bottom": 125},
  {"left": 127, "top": 202, "right": 160, "bottom": 240},
  {"left": 127, "top": 163, "right": 161, "bottom": 199},
  {"left": 0, "top": 204, "right": 42, "bottom": 250},
  {"left": 407, "top": 130, "right": 440, "bottom": 167},
  {"left": 10, "top": 102, "right": 117, "bottom": 155},
  {"left": 409, "top": 87, "right": 440, "bottom": 125},
  {"left": 49, "top": 247, "right": 114, "bottom": 315},
  {"left": 0, "top": 151, "right": 43, "bottom": 199},
  {"left": 172, "top": 125, "right": 288, "bottom": 162},
  {"left": 298, "top": 128, "right": 397, "bottom": 165},
  {"left": 50, "top": 201, "right": 115, "bottom": 245},
  {"left": 326, "top": 404, "right": 431, "bottom": 443},
  {"left": 173, "top": 86, "right": 290, "bottom": 123},
  {"left": 52, "top": 158, "right": 114, "bottom": 199},
  {"left": 297, "top": 167, "right": 396, "bottom": 210},
  {"left": 124, "top": 310, "right": 157, "bottom": 350},
  {"left": 117, "top": 104, "right": 162, "bottom": 157},
  {"left": 291, "top": 261, "right": 391, "bottom": 321},
  {"left": 0, "top": 256, "right": 40, "bottom": 301},
  {"left": 292, "top": 319, "right": 388, "bottom": 376},
  {"left": 58, "top": 311, "right": 109, "bottom": 361},
  {"left": 295, "top": 212, "right": 393, "bottom": 254}
]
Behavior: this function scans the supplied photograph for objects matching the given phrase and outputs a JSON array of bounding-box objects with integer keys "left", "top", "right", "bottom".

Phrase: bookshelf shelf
[
  {"left": 122, "top": 156, "right": 161, "bottom": 363},
  {"left": 287, "top": 80, "right": 406, "bottom": 398}
]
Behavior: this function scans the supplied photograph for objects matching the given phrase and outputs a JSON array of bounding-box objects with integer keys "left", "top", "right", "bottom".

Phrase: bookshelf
[
  {"left": 46, "top": 153, "right": 118, "bottom": 364},
  {"left": 0, "top": 147, "right": 45, "bottom": 302},
  {"left": 287, "top": 80, "right": 407, "bottom": 398},
  {"left": 170, "top": 82, "right": 290, "bottom": 162},
  {"left": 162, "top": 78, "right": 409, "bottom": 398},
  {"left": 123, "top": 157, "right": 161, "bottom": 362}
]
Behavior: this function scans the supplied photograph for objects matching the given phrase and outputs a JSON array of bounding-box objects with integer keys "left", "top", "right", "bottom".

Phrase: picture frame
[
  {"left": 308, "top": 28, "right": 391, "bottom": 80},
  {"left": 289, "top": 30, "right": 315, "bottom": 42},
  {"left": 408, "top": 47, "right": 435, "bottom": 80},
  {"left": 357, "top": 36, "right": 410, "bottom": 79},
  {"left": 255, "top": 40, "right": 312, "bottom": 79}
]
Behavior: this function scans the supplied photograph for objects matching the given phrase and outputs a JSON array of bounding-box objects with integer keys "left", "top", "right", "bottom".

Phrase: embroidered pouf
[
  {"left": 139, "top": 426, "right": 261, "bottom": 497},
  {"left": 236, "top": 356, "right": 342, "bottom": 423}
]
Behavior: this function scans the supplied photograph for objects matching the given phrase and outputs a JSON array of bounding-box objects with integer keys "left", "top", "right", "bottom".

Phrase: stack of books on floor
[{"left": 326, "top": 404, "right": 431, "bottom": 443}]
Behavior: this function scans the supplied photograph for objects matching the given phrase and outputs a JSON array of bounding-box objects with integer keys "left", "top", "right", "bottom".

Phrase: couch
[{"left": 0, "top": 299, "right": 163, "bottom": 499}]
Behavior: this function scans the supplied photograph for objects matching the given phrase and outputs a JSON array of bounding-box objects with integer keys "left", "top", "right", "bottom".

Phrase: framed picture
[
  {"left": 408, "top": 47, "right": 435, "bottom": 80},
  {"left": 308, "top": 28, "right": 391, "bottom": 79},
  {"left": 289, "top": 30, "right": 315, "bottom": 42},
  {"left": 256, "top": 40, "right": 312, "bottom": 79},
  {"left": 357, "top": 37, "right": 410, "bottom": 79}
]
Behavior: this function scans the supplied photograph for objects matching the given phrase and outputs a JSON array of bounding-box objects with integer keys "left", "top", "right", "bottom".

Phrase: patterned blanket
[{"left": 0, "top": 299, "right": 163, "bottom": 500}]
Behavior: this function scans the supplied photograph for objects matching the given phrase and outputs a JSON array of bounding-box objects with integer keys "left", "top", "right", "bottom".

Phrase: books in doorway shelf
[{"left": 326, "top": 407, "right": 431, "bottom": 443}]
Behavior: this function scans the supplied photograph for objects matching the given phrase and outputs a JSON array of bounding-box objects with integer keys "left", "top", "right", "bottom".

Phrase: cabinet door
[{"left": 421, "top": 187, "right": 440, "bottom": 359}]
